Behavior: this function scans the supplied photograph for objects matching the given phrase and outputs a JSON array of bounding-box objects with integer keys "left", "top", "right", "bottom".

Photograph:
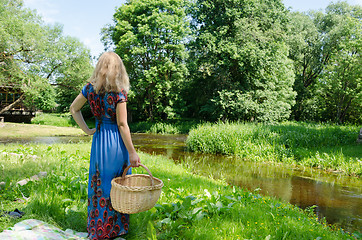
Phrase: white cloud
[
  {"left": 83, "top": 37, "right": 105, "bottom": 57},
  {"left": 350, "top": 0, "right": 362, "bottom": 5},
  {"left": 23, "top": 0, "right": 59, "bottom": 24}
]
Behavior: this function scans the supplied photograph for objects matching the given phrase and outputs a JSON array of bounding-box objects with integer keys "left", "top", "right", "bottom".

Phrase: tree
[
  {"left": 287, "top": 1, "right": 362, "bottom": 123},
  {"left": 103, "top": 0, "right": 191, "bottom": 121},
  {"left": 187, "top": 0, "right": 296, "bottom": 122},
  {"left": 0, "top": 0, "right": 48, "bottom": 112},
  {"left": 317, "top": 3, "right": 362, "bottom": 124},
  {"left": 0, "top": 0, "right": 93, "bottom": 114}
]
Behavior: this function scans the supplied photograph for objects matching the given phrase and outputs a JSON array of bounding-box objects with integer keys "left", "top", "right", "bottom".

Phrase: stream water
[{"left": 1, "top": 134, "right": 361, "bottom": 233}]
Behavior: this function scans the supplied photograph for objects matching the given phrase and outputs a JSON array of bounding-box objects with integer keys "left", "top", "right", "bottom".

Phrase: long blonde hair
[{"left": 90, "top": 52, "right": 130, "bottom": 94}]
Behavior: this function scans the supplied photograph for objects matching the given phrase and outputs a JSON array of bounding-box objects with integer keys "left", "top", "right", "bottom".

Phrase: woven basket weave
[{"left": 110, "top": 164, "right": 163, "bottom": 214}]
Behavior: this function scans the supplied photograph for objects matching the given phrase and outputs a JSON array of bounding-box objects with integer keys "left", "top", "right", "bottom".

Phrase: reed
[
  {"left": 130, "top": 120, "right": 200, "bottom": 134},
  {"left": 186, "top": 122, "right": 361, "bottom": 176}
]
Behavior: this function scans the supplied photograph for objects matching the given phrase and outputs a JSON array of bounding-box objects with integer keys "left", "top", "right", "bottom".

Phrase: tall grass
[
  {"left": 130, "top": 120, "right": 200, "bottom": 134},
  {"left": 186, "top": 122, "right": 362, "bottom": 176},
  {"left": 0, "top": 143, "right": 359, "bottom": 239}
]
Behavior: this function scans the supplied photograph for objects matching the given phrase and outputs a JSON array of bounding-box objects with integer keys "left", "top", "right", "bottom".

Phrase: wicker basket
[{"left": 110, "top": 163, "right": 163, "bottom": 214}]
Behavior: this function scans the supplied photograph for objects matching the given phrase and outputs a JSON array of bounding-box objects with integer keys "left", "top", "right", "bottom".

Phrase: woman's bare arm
[
  {"left": 70, "top": 93, "right": 96, "bottom": 135},
  {"left": 116, "top": 102, "right": 140, "bottom": 167}
]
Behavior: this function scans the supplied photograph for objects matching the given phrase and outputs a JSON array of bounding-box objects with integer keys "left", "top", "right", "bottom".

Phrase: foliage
[
  {"left": 185, "top": 0, "right": 296, "bottom": 122},
  {"left": 0, "top": 144, "right": 358, "bottom": 239},
  {"left": 103, "top": 0, "right": 191, "bottom": 121},
  {"left": 0, "top": 0, "right": 93, "bottom": 113},
  {"left": 287, "top": 2, "right": 362, "bottom": 124},
  {"left": 317, "top": 4, "right": 362, "bottom": 124},
  {"left": 186, "top": 122, "right": 362, "bottom": 176}
]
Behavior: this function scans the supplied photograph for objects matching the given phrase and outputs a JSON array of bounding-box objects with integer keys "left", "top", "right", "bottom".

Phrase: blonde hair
[{"left": 90, "top": 52, "right": 130, "bottom": 94}]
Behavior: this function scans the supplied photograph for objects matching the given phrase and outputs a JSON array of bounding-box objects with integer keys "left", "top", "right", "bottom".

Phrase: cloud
[
  {"left": 83, "top": 37, "right": 105, "bottom": 57},
  {"left": 23, "top": 0, "right": 59, "bottom": 23},
  {"left": 350, "top": 0, "right": 362, "bottom": 5}
]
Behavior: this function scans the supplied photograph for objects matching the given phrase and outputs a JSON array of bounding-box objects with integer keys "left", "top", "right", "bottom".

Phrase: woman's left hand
[{"left": 129, "top": 152, "right": 141, "bottom": 167}]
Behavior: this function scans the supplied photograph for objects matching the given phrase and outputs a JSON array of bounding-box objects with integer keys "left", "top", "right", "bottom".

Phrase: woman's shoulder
[
  {"left": 81, "top": 82, "right": 95, "bottom": 98},
  {"left": 85, "top": 82, "right": 95, "bottom": 91}
]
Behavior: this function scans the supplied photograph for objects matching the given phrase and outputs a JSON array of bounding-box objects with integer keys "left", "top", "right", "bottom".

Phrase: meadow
[
  {"left": 186, "top": 122, "right": 362, "bottom": 177},
  {"left": 31, "top": 113, "right": 199, "bottom": 134},
  {"left": 0, "top": 142, "right": 360, "bottom": 239}
]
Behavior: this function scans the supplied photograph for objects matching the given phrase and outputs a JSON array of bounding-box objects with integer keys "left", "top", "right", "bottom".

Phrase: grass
[
  {"left": 31, "top": 112, "right": 95, "bottom": 129},
  {"left": 0, "top": 122, "right": 85, "bottom": 138},
  {"left": 31, "top": 112, "right": 198, "bottom": 134},
  {"left": 186, "top": 121, "right": 362, "bottom": 177},
  {"left": 129, "top": 120, "right": 201, "bottom": 134},
  {"left": 0, "top": 142, "right": 360, "bottom": 239}
]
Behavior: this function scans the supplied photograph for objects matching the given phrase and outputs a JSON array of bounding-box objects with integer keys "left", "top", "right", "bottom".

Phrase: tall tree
[
  {"left": 0, "top": 0, "right": 93, "bottom": 113},
  {"left": 187, "top": 0, "right": 296, "bottom": 122},
  {"left": 287, "top": 1, "right": 362, "bottom": 123},
  {"left": 318, "top": 3, "right": 362, "bottom": 124},
  {"left": 103, "top": 0, "right": 191, "bottom": 121}
]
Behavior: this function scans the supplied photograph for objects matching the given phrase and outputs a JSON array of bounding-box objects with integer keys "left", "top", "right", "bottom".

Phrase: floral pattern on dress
[
  {"left": 87, "top": 168, "right": 129, "bottom": 239},
  {"left": 83, "top": 83, "right": 127, "bottom": 129}
]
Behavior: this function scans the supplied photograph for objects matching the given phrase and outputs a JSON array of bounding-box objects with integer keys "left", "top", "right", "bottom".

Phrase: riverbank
[
  {"left": 0, "top": 122, "right": 84, "bottom": 138},
  {"left": 31, "top": 112, "right": 200, "bottom": 134},
  {"left": 0, "top": 142, "right": 359, "bottom": 239},
  {"left": 187, "top": 122, "right": 362, "bottom": 177}
]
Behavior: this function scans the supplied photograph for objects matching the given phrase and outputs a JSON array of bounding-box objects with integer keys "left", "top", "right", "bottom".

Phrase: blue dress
[{"left": 82, "top": 83, "right": 131, "bottom": 240}]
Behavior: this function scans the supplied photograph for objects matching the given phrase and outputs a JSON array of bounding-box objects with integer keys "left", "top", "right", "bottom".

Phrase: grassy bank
[
  {"left": 0, "top": 142, "right": 359, "bottom": 239},
  {"left": 32, "top": 113, "right": 199, "bottom": 134},
  {"left": 129, "top": 120, "right": 200, "bottom": 134},
  {"left": 186, "top": 122, "right": 362, "bottom": 177},
  {"left": 0, "top": 122, "right": 84, "bottom": 138}
]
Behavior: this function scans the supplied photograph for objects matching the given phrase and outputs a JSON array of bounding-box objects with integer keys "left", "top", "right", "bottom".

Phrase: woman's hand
[{"left": 129, "top": 152, "right": 141, "bottom": 167}]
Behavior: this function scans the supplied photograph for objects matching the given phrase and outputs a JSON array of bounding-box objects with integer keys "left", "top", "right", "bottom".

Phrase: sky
[{"left": 23, "top": 0, "right": 362, "bottom": 58}]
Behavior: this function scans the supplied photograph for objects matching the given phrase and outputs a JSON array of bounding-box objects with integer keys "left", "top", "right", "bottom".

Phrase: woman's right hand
[{"left": 129, "top": 152, "right": 141, "bottom": 167}]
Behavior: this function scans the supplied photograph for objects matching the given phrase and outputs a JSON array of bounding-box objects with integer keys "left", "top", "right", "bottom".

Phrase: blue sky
[{"left": 23, "top": 0, "right": 362, "bottom": 58}]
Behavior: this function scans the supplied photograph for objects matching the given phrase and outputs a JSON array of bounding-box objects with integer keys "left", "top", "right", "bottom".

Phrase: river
[{"left": 1, "top": 134, "right": 361, "bottom": 233}]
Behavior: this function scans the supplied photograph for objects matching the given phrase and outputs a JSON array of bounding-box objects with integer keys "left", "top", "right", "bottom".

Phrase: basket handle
[{"left": 121, "top": 163, "right": 155, "bottom": 186}]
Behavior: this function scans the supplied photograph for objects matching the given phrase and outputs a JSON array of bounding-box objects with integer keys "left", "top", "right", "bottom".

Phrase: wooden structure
[{"left": 0, "top": 85, "right": 35, "bottom": 123}]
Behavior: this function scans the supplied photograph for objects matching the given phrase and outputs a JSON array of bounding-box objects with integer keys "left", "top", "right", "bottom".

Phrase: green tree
[
  {"left": 287, "top": 1, "right": 362, "bottom": 123},
  {"left": 286, "top": 11, "right": 323, "bottom": 121},
  {"left": 48, "top": 35, "right": 94, "bottom": 112},
  {"left": 317, "top": 3, "right": 362, "bottom": 124},
  {"left": 0, "top": 0, "right": 93, "bottom": 114},
  {"left": 0, "top": 0, "right": 47, "bottom": 111},
  {"left": 186, "top": 0, "right": 296, "bottom": 122},
  {"left": 103, "top": 0, "right": 191, "bottom": 121}
]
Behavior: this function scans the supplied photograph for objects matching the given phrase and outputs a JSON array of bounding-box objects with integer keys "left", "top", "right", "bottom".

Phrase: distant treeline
[{"left": 1, "top": 0, "right": 361, "bottom": 124}]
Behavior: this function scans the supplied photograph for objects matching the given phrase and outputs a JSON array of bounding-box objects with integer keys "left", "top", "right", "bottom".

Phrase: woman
[{"left": 70, "top": 52, "right": 140, "bottom": 240}]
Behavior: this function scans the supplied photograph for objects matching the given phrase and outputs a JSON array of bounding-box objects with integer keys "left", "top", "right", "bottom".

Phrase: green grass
[
  {"left": 31, "top": 113, "right": 75, "bottom": 127},
  {"left": 186, "top": 122, "right": 362, "bottom": 176},
  {"left": 32, "top": 113, "right": 198, "bottom": 134},
  {"left": 0, "top": 143, "right": 359, "bottom": 239},
  {"left": 129, "top": 120, "right": 201, "bottom": 134},
  {"left": 31, "top": 112, "right": 95, "bottom": 129},
  {"left": 0, "top": 122, "right": 85, "bottom": 138}
]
